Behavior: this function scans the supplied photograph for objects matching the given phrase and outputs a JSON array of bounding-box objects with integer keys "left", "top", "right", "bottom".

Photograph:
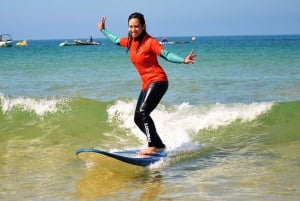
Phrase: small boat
[
  {"left": 159, "top": 37, "right": 189, "bottom": 45},
  {"left": 159, "top": 37, "right": 173, "bottom": 44},
  {"left": 59, "top": 36, "right": 101, "bottom": 46},
  {"left": 73, "top": 39, "right": 100, "bottom": 46},
  {"left": 16, "top": 40, "right": 28, "bottom": 46},
  {"left": 159, "top": 41, "right": 175, "bottom": 45},
  {"left": 0, "top": 34, "right": 13, "bottom": 47},
  {"left": 59, "top": 41, "right": 76, "bottom": 46}
]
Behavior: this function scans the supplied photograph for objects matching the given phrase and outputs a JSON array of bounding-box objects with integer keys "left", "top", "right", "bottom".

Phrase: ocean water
[{"left": 0, "top": 35, "right": 300, "bottom": 200}]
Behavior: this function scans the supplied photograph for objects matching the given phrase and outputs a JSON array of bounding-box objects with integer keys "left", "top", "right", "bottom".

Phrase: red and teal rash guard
[
  {"left": 101, "top": 29, "right": 185, "bottom": 90},
  {"left": 119, "top": 34, "right": 167, "bottom": 90}
]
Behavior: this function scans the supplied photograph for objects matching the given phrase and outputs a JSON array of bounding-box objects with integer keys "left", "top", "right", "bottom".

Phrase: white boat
[
  {"left": 73, "top": 39, "right": 100, "bottom": 46},
  {"left": 0, "top": 34, "right": 13, "bottom": 47},
  {"left": 159, "top": 41, "right": 175, "bottom": 45},
  {"left": 158, "top": 37, "right": 189, "bottom": 45},
  {"left": 59, "top": 41, "right": 76, "bottom": 46},
  {"left": 59, "top": 36, "right": 101, "bottom": 46}
]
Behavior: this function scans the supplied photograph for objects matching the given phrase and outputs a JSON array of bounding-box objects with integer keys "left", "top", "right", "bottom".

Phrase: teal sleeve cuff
[
  {"left": 101, "top": 29, "right": 121, "bottom": 44},
  {"left": 160, "top": 49, "right": 185, "bottom": 63}
]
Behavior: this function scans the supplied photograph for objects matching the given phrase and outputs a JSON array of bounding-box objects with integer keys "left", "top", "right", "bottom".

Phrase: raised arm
[
  {"left": 160, "top": 49, "right": 198, "bottom": 64},
  {"left": 97, "top": 17, "right": 120, "bottom": 44}
]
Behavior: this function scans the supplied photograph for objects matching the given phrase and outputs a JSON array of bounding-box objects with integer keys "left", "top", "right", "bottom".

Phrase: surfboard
[{"left": 76, "top": 148, "right": 168, "bottom": 167}]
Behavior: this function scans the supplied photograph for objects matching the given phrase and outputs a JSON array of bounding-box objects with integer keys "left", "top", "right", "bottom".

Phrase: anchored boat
[{"left": 0, "top": 34, "right": 13, "bottom": 47}]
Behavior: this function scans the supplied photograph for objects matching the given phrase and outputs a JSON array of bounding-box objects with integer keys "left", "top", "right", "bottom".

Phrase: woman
[{"left": 98, "top": 12, "right": 197, "bottom": 155}]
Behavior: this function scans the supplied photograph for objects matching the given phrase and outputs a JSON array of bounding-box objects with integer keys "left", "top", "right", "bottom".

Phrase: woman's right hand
[
  {"left": 97, "top": 17, "right": 106, "bottom": 31},
  {"left": 184, "top": 49, "right": 198, "bottom": 64}
]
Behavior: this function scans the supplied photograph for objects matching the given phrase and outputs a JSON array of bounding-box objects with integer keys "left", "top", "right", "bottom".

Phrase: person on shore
[{"left": 97, "top": 12, "right": 197, "bottom": 155}]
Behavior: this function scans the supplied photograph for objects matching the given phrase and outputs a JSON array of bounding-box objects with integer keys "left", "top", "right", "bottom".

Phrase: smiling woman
[{"left": 97, "top": 12, "right": 197, "bottom": 155}]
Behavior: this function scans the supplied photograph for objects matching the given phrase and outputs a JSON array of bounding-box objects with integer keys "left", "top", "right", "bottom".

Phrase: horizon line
[{"left": 10, "top": 33, "right": 300, "bottom": 41}]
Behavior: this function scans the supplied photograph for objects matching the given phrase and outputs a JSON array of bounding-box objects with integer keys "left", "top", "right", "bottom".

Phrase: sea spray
[
  {"left": 106, "top": 99, "right": 274, "bottom": 150},
  {"left": 0, "top": 93, "right": 69, "bottom": 117}
]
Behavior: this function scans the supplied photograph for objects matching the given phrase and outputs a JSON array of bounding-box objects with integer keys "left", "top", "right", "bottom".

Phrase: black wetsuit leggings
[{"left": 134, "top": 81, "right": 168, "bottom": 148}]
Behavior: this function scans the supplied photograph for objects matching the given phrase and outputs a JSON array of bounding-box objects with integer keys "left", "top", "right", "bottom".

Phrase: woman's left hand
[{"left": 184, "top": 49, "right": 198, "bottom": 64}]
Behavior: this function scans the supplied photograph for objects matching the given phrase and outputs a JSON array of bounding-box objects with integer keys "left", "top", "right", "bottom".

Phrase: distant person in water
[
  {"left": 88, "top": 36, "right": 93, "bottom": 43},
  {"left": 97, "top": 12, "right": 197, "bottom": 155}
]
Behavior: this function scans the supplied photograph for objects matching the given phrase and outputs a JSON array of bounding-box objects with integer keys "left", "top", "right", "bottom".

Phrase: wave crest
[
  {"left": 0, "top": 93, "right": 69, "bottom": 116},
  {"left": 106, "top": 100, "right": 274, "bottom": 150}
]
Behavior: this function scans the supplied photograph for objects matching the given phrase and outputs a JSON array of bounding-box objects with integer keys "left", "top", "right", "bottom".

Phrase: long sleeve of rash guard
[
  {"left": 160, "top": 49, "right": 185, "bottom": 63},
  {"left": 101, "top": 29, "right": 120, "bottom": 44}
]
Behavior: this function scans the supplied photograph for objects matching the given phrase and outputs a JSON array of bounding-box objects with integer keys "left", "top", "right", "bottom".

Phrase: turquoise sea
[{"left": 0, "top": 35, "right": 300, "bottom": 200}]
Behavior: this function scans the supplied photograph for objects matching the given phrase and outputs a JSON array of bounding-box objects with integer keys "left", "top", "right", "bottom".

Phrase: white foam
[
  {"left": 0, "top": 93, "right": 68, "bottom": 116},
  {"left": 107, "top": 100, "right": 274, "bottom": 150}
]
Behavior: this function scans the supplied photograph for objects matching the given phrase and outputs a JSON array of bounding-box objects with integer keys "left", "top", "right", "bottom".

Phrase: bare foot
[{"left": 138, "top": 147, "right": 165, "bottom": 155}]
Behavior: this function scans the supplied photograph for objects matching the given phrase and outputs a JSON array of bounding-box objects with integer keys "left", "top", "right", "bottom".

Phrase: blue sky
[{"left": 1, "top": 0, "right": 300, "bottom": 40}]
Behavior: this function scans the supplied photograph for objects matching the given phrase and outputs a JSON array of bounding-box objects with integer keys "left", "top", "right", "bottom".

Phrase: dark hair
[{"left": 126, "top": 12, "right": 147, "bottom": 53}]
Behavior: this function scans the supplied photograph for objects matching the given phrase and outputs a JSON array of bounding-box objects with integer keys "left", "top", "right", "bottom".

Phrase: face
[{"left": 128, "top": 18, "right": 144, "bottom": 38}]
